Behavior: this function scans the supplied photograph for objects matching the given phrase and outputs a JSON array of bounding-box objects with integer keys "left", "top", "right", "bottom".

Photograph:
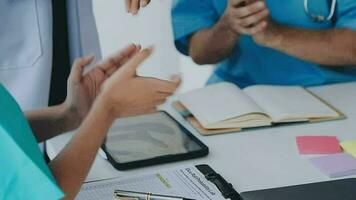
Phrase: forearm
[
  {"left": 263, "top": 27, "right": 356, "bottom": 66},
  {"left": 48, "top": 98, "right": 114, "bottom": 200},
  {"left": 25, "top": 104, "right": 79, "bottom": 143},
  {"left": 189, "top": 19, "right": 239, "bottom": 65}
]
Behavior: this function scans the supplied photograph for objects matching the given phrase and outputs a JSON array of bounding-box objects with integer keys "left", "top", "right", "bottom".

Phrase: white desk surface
[{"left": 47, "top": 82, "right": 356, "bottom": 193}]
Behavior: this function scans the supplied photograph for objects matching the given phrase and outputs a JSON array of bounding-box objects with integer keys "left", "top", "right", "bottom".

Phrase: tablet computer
[{"left": 102, "top": 111, "right": 209, "bottom": 170}]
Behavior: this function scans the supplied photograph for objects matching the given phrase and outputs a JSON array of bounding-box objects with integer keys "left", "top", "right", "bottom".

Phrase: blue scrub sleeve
[
  {"left": 335, "top": 0, "right": 356, "bottom": 30},
  {"left": 0, "top": 128, "right": 64, "bottom": 200},
  {"left": 0, "top": 85, "right": 64, "bottom": 200},
  {"left": 171, "top": 0, "right": 219, "bottom": 55}
]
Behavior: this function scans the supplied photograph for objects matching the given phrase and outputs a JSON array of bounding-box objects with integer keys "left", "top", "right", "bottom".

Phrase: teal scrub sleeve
[
  {"left": 0, "top": 85, "right": 64, "bottom": 200},
  {"left": 171, "top": 0, "right": 219, "bottom": 55},
  {"left": 335, "top": 0, "right": 356, "bottom": 30}
]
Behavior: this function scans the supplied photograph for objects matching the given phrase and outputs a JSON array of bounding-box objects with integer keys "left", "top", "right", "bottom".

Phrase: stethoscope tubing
[{"left": 304, "top": 0, "right": 337, "bottom": 22}]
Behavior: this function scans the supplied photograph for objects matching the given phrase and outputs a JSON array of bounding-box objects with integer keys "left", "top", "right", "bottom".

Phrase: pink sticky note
[{"left": 296, "top": 136, "right": 342, "bottom": 154}]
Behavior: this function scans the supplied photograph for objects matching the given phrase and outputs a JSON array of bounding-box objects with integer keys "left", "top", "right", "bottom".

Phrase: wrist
[
  {"left": 255, "top": 23, "right": 284, "bottom": 48},
  {"left": 215, "top": 14, "right": 239, "bottom": 40},
  {"left": 92, "top": 94, "right": 118, "bottom": 123},
  {"left": 60, "top": 102, "right": 81, "bottom": 130}
]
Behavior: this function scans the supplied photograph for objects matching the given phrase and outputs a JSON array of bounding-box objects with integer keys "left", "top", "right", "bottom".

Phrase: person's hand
[
  {"left": 219, "top": 0, "right": 270, "bottom": 35},
  {"left": 252, "top": 18, "right": 283, "bottom": 47},
  {"left": 63, "top": 44, "right": 141, "bottom": 126},
  {"left": 125, "top": 0, "right": 151, "bottom": 15},
  {"left": 98, "top": 47, "right": 181, "bottom": 118}
]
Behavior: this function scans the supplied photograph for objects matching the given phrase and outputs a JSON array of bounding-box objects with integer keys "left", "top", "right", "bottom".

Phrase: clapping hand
[
  {"left": 220, "top": 0, "right": 270, "bottom": 35},
  {"left": 64, "top": 44, "right": 180, "bottom": 126}
]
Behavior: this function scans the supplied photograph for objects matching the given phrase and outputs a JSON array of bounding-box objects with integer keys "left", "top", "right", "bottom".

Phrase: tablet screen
[{"left": 104, "top": 112, "right": 207, "bottom": 167}]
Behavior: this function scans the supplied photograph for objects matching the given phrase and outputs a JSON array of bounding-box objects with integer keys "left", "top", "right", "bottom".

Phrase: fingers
[
  {"left": 97, "top": 44, "right": 141, "bottom": 75},
  {"left": 237, "top": 9, "right": 269, "bottom": 27},
  {"left": 130, "top": 0, "right": 140, "bottom": 15},
  {"left": 69, "top": 54, "right": 95, "bottom": 84},
  {"left": 140, "top": 0, "right": 150, "bottom": 7},
  {"left": 226, "top": 0, "right": 269, "bottom": 35},
  {"left": 153, "top": 77, "right": 181, "bottom": 105},
  {"left": 229, "top": 0, "right": 245, "bottom": 7},
  {"left": 119, "top": 47, "right": 153, "bottom": 76},
  {"left": 125, "top": 0, "right": 131, "bottom": 12},
  {"left": 237, "top": 20, "right": 267, "bottom": 35},
  {"left": 125, "top": 0, "right": 151, "bottom": 15},
  {"left": 145, "top": 75, "right": 181, "bottom": 94},
  {"left": 235, "top": 1, "right": 265, "bottom": 18}
]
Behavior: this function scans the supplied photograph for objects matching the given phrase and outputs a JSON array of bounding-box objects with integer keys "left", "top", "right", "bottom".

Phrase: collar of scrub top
[{"left": 304, "top": 0, "right": 337, "bottom": 23}]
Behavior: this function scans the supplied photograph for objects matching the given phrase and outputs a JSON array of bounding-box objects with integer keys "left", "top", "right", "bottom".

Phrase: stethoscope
[{"left": 304, "top": 0, "right": 337, "bottom": 23}]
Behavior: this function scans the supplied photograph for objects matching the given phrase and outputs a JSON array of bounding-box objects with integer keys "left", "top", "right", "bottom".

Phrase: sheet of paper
[
  {"left": 340, "top": 140, "right": 356, "bottom": 158},
  {"left": 310, "top": 153, "right": 356, "bottom": 178},
  {"left": 93, "top": 0, "right": 180, "bottom": 81},
  {"left": 296, "top": 136, "right": 342, "bottom": 155},
  {"left": 179, "top": 82, "right": 265, "bottom": 127},
  {"left": 243, "top": 85, "right": 339, "bottom": 122},
  {"left": 76, "top": 166, "right": 226, "bottom": 200}
]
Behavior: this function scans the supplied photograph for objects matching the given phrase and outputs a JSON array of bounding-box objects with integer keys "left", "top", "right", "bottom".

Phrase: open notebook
[{"left": 173, "top": 83, "right": 344, "bottom": 135}]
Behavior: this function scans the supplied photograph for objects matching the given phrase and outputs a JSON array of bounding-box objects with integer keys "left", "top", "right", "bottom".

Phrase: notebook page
[
  {"left": 76, "top": 166, "right": 226, "bottom": 200},
  {"left": 179, "top": 82, "right": 265, "bottom": 127},
  {"left": 243, "top": 85, "right": 339, "bottom": 122}
]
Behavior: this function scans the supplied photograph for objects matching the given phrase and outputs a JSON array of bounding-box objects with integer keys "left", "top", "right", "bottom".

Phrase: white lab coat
[
  {"left": 67, "top": 0, "right": 102, "bottom": 66},
  {"left": 0, "top": 0, "right": 101, "bottom": 111},
  {"left": 0, "top": 0, "right": 53, "bottom": 111}
]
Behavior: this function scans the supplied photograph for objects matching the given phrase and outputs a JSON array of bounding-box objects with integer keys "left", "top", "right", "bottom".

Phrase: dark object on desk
[
  {"left": 241, "top": 178, "right": 356, "bottom": 200},
  {"left": 196, "top": 165, "right": 242, "bottom": 200},
  {"left": 102, "top": 112, "right": 209, "bottom": 170}
]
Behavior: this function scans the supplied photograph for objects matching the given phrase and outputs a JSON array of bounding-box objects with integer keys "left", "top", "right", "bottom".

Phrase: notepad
[
  {"left": 310, "top": 153, "right": 356, "bottom": 178},
  {"left": 340, "top": 140, "right": 356, "bottom": 158},
  {"left": 174, "top": 83, "right": 344, "bottom": 135},
  {"left": 296, "top": 136, "right": 342, "bottom": 154}
]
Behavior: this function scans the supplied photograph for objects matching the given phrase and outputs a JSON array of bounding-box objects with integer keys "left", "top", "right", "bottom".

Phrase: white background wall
[{"left": 93, "top": 0, "right": 214, "bottom": 93}]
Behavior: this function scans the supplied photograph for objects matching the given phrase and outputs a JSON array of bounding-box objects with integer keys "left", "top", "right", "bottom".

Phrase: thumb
[
  {"left": 69, "top": 54, "right": 95, "bottom": 83},
  {"left": 119, "top": 47, "right": 153, "bottom": 77}
]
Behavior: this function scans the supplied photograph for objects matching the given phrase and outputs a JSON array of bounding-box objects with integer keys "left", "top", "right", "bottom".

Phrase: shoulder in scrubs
[
  {"left": 172, "top": 0, "right": 356, "bottom": 88},
  {"left": 0, "top": 85, "right": 64, "bottom": 200}
]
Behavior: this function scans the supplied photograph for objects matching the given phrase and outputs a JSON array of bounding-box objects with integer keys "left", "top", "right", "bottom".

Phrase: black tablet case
[{"left": 241, "top": 178, "right": 356, "bottom": 200}]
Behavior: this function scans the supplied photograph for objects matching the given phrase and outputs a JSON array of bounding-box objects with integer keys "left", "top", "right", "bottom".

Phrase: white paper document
[
  {"left": 76, "top": 166, "right": 226, "bottom": 200},
  {"left": 93, "top": 0, "right": 180, "bottom": 81}
]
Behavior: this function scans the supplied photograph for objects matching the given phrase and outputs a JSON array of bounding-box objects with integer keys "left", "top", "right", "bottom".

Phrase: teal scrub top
[
  {"left": 0, "top": 85, "right": 64, "bottom": 200},
  {"left": 172, "top": 0, "right": 356, "bottom": 88}
]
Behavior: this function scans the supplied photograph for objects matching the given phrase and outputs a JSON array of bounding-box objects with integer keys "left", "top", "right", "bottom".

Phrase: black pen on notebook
[{"left": 114, "top": 190, "right": 195, "bottom": 200}]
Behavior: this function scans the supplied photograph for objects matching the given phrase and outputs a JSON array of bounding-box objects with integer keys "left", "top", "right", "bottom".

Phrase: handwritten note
[{"left": 296, "top": 136, "right": 342, "bottom": 154}]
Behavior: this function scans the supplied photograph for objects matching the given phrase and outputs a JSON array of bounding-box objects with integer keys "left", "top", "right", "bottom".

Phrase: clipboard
[
  {"left": 195, "top": 165, "right": 242, "bottom": 200},
  {"left": 76, "top": 164, "right": 241, "bottom": 200}
]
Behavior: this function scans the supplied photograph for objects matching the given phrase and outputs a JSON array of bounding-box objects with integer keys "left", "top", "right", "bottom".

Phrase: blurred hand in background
[{"left": 125, "top": 0, "right": 151, "bottom": 15}]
